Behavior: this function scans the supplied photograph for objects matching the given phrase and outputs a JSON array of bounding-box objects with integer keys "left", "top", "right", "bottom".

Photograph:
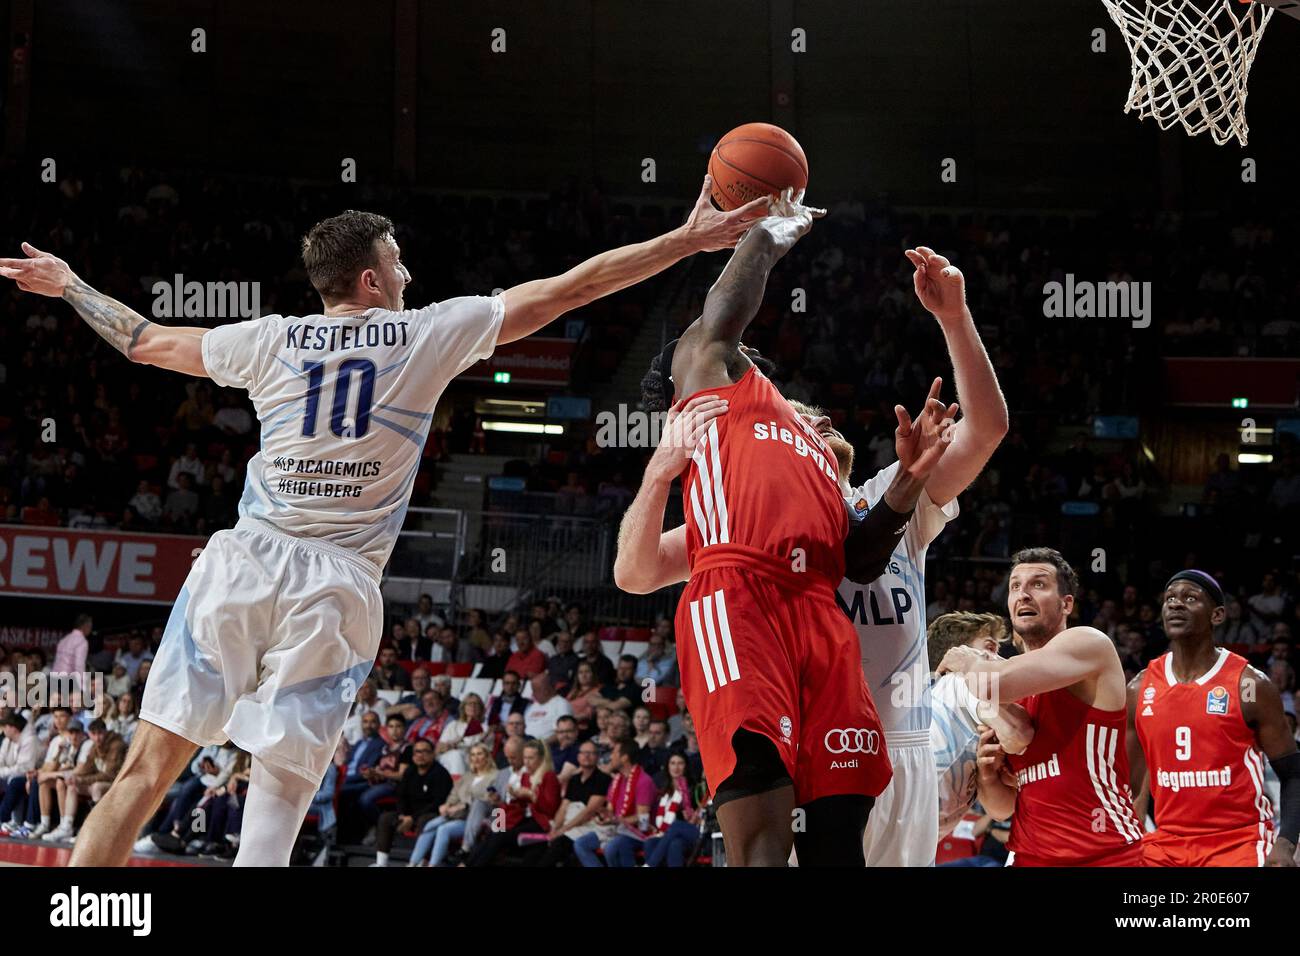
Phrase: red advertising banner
[
  {"left": 463, "top": 337, "right": 575, "bottom": 386},
  {"left": 0, "top": 525, "right": 205, "bottom": 605}
]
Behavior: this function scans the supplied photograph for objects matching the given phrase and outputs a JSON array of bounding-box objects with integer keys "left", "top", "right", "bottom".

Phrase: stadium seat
[
  {"left": 447, "top": 663, "right": 475, "bottom": 678},
  {"left": 463, "top": 678, "right": 494, "bottom": 702},
  {"left": 621, "top": 641, "right": 648, "bottom": 661}
]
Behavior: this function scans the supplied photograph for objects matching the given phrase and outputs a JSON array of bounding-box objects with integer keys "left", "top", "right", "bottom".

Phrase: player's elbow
[{"left": 613, "top": 560, "right": 651, "bottom": 595}]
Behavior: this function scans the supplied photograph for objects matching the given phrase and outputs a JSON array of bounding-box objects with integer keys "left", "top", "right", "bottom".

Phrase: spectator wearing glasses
[
  {"left": 634, "top": 631, "right": 677, "bottom": 687},
  {"left": 532, "top": 739, "right": 610, "bottom": 867},
  {"left": 371, "top": 738, "right": 452, "bottom": 867},
  {"left": 409, "top": 742, "right": 497, "bottom": 867},
  {"left": 573, "top": 738, "right": 656, "bottom": 867}
]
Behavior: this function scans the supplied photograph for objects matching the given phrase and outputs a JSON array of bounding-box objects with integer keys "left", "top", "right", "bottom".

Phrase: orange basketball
[{"left": 708, "top": 122, "right": 809, "bottom": 211}]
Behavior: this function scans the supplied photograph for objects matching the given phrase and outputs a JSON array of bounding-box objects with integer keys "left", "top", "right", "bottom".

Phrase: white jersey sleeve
[
  {"left": 206, "top": 296, "right": 504, "bottom": 570},
  {"left": 929, "top": 673, "right": 984, "bottom": 838},
  {"left": 837, "top": 460, "right": 960, "bottom": 735}
]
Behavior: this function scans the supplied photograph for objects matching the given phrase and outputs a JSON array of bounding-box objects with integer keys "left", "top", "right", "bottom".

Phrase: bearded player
[
  {"left": 614, "top": 192, "right": 955, "bottom": 866},
  {"left": 1128, "top": 570, "right": 1299, "bottom": 866},
  {"left": 791, "top": 246, "right": 1008, "bottom": 865},
  {"left": 940, "top": 548, "right": 1145, "bottom": 866},
  {"left": 0, "top": 178, "right": 763, "bottom": 867}
]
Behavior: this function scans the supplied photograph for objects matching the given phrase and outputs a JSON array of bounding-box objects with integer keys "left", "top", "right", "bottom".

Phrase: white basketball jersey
[
  {"left": 836, "top": 461, "right": 958, "bottom": 734},
  {"left": 930, "top": 672, "right": 985, "bottom": 839},
  {"left": 201, "top": 296, "right": 504, "bottom": 570}
]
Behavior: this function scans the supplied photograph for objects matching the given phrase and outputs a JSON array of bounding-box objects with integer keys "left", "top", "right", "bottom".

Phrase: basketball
[{"left": 708, "top": 122, "right": 809, "bottom": 210}]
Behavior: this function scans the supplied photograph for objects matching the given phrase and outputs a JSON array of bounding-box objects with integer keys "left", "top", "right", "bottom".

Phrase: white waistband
[
  {"left": 234, "top": 516, "right": 382, "bottom": 583},
  {"left": 885, "top": 729, "right": 932, "bottom": 749}
]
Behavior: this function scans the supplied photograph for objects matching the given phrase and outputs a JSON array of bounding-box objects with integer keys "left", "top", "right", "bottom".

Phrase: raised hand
[
  {"left": 681, "top": 176, "right": 771, "bottom": 253},
  {"left": 0, "top": 242, "right": 76, "bottom": 297},
  {"left": 645, "top": 394, "right": 729, "bottom": 484},
  {"left": 905, "top": 245, "right": 968, "bottom": 325},
  {"left": 894, "top": 376, "right": 959, "bottom": 481}
]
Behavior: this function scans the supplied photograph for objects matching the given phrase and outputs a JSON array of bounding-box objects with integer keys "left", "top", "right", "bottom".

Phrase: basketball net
[{"left": 1101, "top": 0, "right": 1274, "bottom": 146}]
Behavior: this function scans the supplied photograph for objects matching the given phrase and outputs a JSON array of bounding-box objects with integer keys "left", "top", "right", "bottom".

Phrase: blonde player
[
  {"left": 795, "top": 246, "right": 1007, "bottom": 866},
  {"left": 926, "top": 612, "right": 1032, "bottom": 841},
  {"left": 0, "top": 180, "right": 764, "bottom": 866}
]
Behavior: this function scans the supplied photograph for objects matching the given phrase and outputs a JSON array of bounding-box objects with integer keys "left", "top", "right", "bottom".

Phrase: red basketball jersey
[
  {"left": 1007, "top": 688, "right": 1144, "bottom": 864},
  {"left": 1136, "top": 648, "right": 1274, "bottom": 838},
  {"left": 681, "top": 366, "right": 846, "bottom": 582}
]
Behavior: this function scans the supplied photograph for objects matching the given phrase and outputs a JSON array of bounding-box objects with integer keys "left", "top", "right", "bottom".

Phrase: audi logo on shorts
[{"left": 824, "top": 728, "right": 880, "bottom": 755}]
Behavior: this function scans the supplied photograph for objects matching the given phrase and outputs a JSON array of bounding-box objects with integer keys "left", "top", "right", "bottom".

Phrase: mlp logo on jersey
[{"left": 1206, "top": 685, "right": 1230, "bottom": 715}]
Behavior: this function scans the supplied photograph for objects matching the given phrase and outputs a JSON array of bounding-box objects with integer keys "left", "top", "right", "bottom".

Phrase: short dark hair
[
  {"left": 619, "top": 654, "right": 638, "bottom": 667},
  {"left": 74, "top": 614, "right": 92, "bottom": 630},
  {"left": 639, "top": 339, "right": 677, "bottom": 413},
  {"left": 88, "top": 718, "right": 107, "bottom": 734},
  {"left": 301, "top": 210, "right": 394, "bottom": 301},
  {"left": 1, "top": 714, "right": 26, "bottom": 732},
  {"left": 615, "top": 737, "right": 642, "bottom": 764},
  {"left": 1009, "top": 547, "right": 1079, "bottom": 598},
  {"left": 556, "top": 715, "right": 577, "bottom": 729}
]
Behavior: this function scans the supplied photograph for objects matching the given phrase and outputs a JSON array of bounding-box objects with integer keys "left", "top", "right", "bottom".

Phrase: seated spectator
[
  {"left": 436, "top": 693, "right": 489, "bottom": 774},
  {"left": 55, "top": 719, "right": 125, "bottom": 840},
  {"left": 465, "top": 738, "right": 560, "bottom": 866},
  {"left": 337, "top": 712, "right": 393, "bottom": 840},
  {"left": 167, "top": 443, "right": 206, "bottom": 490},
  {"left": 506, "top": 629, "right": 547, "bottom": 679},
  {"left": 477, "top": 632, "right": 513, "bottom": 680},
  {"left": 550, "top": 716, "right": 581, "bottom": 781},
  {"left": 573, "top": 738, "right": 656, "bottom": 867},
  {"left": 430, "top": 626, "right": 477, "bottom": 665},
  {"left": 0, "top": 715, "right": 39, "bottom": 830},
  {"left": 532, "top": 739, "right": 610, "bottom": 867},
  {"left": 105, "top": 691, "right": 139, "bottom": 745},
  {"left": 666, "top": 689, "right": 689, "bottom": 740},
  {"left": 406, "top": 690, "right": 452, "bottom": 745},
  {"left": 669, "top": 710, "right": 704, "bottom": 781},
  {"left": 632, "top": 705, "right": 653, "bottom": 747},
  {"left": 342, "top": 678, "right": 387, "bottom": 745},
  {"left": 409, "top": 742, "right": 497, "bottom": 867},
  {"left": 393, "top": 618, "right": 430, "bottom": 662},
  {"left": 635, "top": 631, "right": 677, "bottom": 686},
  {"left": 163, "top": 472, "right": 200, "bottom": 529},
  {"left": 463, "top": 609, "right": 492, "bottom": 654},
  {"left": 566, "top": 661, "right": 603, "bottom": 731},
  {"left": 578, "top": 632, "right": 616, "bottom": 686},
  {"left": 431, "top": 674, "right": 460, "bottom": 717},
  {"left": 642, "top": 752, "right": 700, "bottom": 867},
  {"left": 200, "top": 749, "right": 251, "bottom": 859},
  {"left": 496, "top": 712, "right": 528, "bottom": 766},
  {"left": 1249, "top": 572, "right": 1287, "bottom": 625},
  {"left": 395, "top": 668, "right": 433, "bottom": 716},
  {"left": 546, "top": 631, "right": 579, "bottom": 692},
  {"left": 486, "top": 671, "right": 529, "bottom": 730},
  {"left": 596, "top": 655, "right": 640, "bottom": 714},
  {"left": 105, "top": 663, "right": 131, "bottom": 699},
  {"left": 373, "top": 645, "right": 413, "bottom": 692},
  {"left": 524, "top": 673, "right": 573, "bottom": 744},
  {"left": 640, "top": 719, "right": 672, "bottom": 780},
  {"left": 371, "top": 738, "right": 452, "bottom": 867},
  {"left": 413, "top": 594, "right": 445, "bottom": 633},
  {"left": 1217, "top": 598, "right": 1265, "bottom": 645},
  {"left": 126, "top": 480, "right": 162, "bottom": 525},
  {"left": 308, "top": 737, "right": 350, "bottom": 861},
  {"left": 147, "top": 742, "right": 236, "bottom": 847},
  {"left": 114, "top": 634, "right": 153, "bottom": 683}
]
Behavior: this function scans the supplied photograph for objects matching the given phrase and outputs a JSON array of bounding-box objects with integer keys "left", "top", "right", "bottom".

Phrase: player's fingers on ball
[{"left": 733, "top": 196, "right": 771, "bottom": 221}]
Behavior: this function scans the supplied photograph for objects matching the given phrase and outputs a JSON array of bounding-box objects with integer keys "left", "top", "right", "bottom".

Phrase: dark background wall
[{"left": 13, "top": 0, "right": 1299, "bottom": 209}]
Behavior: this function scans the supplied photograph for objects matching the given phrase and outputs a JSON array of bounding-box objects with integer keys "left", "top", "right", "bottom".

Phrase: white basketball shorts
[
  {"left": 141, "top": 516, "right": 383, "bottom": 783},
  {"left": 862, "top": 730, "right": 939, "bottom": 867}
]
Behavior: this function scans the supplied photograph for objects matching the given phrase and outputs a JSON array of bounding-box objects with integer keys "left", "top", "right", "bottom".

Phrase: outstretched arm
[
  {"left": 0, "top": 243, "right": 208, "bottom": 377},
  {"left": 904, "top": 247, "right": 1008, "bottom": 507},
  {"left": 498, "top": 177, "right": 767, "bottom": 345},
  {"left": 939, "top": 627, "right": 1117, "bottom": 704}
]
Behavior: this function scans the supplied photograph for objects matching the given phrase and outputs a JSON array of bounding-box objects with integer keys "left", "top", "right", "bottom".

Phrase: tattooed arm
[{"left": 0, "top": 243, "right": 209, "bottom": 377}]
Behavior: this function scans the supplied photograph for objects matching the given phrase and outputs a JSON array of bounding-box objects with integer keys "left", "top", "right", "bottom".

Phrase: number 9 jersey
[
  {"left": 1136, "top": 648, "right": 1276, "bottom": 866},
  {"left": 202, "top": 295, "right": 504, "bottom": 572}
]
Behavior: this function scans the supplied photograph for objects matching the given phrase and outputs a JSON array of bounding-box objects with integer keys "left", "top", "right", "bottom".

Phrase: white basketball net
[{"left": 1101, "top": 0, "right": 1274, "bottom": 146}]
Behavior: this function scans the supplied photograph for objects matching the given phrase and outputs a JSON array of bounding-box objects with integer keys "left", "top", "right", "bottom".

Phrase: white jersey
[
  {"left": 201, "top": 296, "right": 504, "bottom": 570},
  {"left": 836, "top": 461, "right": 958, "bottom": 735},
  {"left": 930, "top": 672, "right": 986, "bottom": 839}
]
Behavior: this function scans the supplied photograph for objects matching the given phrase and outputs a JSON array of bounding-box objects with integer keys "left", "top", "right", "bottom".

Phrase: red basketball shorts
[
  {"left": 674, "top": 559, "right": 892, "bottom": 806},
  {"left": 1142, "top": 822, "right": 1276, "bottom": 867}
]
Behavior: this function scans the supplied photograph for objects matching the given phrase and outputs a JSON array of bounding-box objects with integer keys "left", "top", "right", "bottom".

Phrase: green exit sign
[
  {"left": 1231, "top": 397, "right": 1248, "bottom": 409},
  {"left": 493, "top": 372, "right": 511, "bottom": 384}
]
